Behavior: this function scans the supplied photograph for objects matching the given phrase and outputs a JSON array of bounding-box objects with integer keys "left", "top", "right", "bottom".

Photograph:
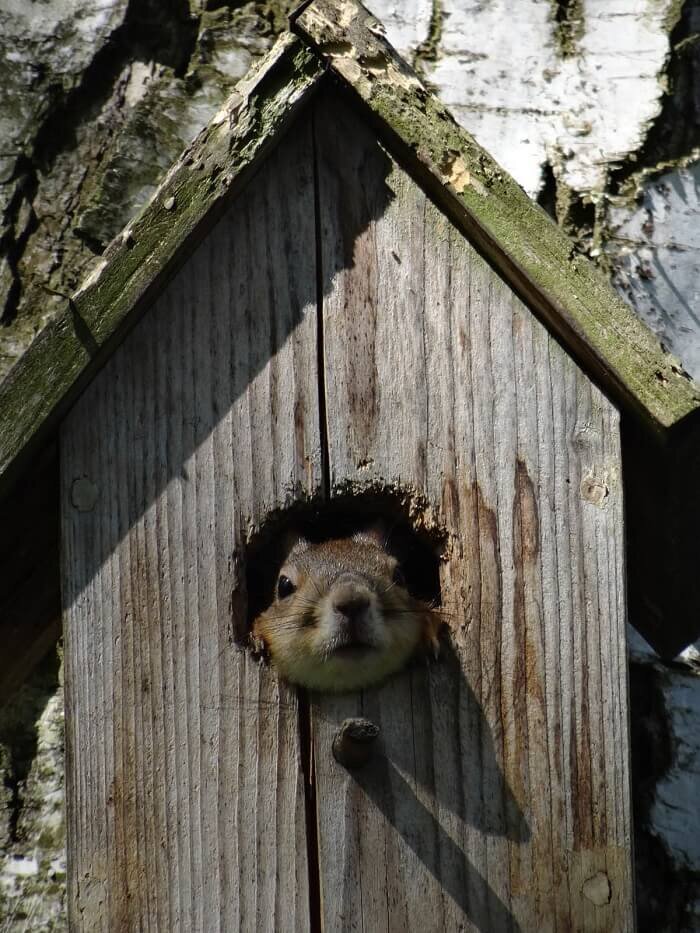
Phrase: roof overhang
[{"left": 1, "top": 0, "right": 699, "bottom": 474}]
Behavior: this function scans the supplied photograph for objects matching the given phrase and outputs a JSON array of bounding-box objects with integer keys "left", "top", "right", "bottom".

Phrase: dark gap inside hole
[{"left": 245, "top": 489, "right": 445, "bottom": 632}]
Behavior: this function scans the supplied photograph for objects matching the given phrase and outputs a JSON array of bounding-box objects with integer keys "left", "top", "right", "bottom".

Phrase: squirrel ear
[
  {"left": 279, "top": 530, "right": 308, "bottom": 563},
  {"left": 353, "top": 520, "right": 387, "bottom": 547}
]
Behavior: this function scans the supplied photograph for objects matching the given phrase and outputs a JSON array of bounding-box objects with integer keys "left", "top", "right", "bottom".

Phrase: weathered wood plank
[
  {"left": 0, "top": 33, "right": 323, "bottom": 498},
  {"left": 293, "top": 0, "right": 700, "bottom": 433},
  {"left": 61, "top": 120, "right": 321, "bottom": 931},
  {"left": 313, "top": 93, "right": 633, "bottom": 933}
]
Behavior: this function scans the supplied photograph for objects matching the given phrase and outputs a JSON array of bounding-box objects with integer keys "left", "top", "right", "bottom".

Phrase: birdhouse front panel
[
  {"left": 61, "top": 122, "right": 320, "bottom": 931},
  {"left": 60, "top": 86, "right": 633, "bottom": 931}
]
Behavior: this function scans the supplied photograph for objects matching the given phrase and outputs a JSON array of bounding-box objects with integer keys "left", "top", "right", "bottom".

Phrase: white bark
[
  {"left": 0, "top": 668, "right": 65, "bottom": 931},
  {"left": 610, "top": 164, "right": 700, "bottom": 378},
  {"left": 370, "top": 0, "right": 679, "bottom": 198},
  {"left": 651, "top": 647, "right": 700, "bottom": 874}
]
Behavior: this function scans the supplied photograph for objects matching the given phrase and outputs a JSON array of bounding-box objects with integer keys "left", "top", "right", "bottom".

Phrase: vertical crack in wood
[
  {"left": 298, "top": 689, "right": 322, "bottom": 933},
  {"left": 298, "top": 98, "right": 327, "bottom": 933},
  {"left": 312, "top": 100, "right": 331, "bottom": 499}
]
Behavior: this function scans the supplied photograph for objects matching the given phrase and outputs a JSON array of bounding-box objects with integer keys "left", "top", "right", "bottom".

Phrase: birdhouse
[{"left": 3, "top": 0, "right": 700, "bottom": 929}]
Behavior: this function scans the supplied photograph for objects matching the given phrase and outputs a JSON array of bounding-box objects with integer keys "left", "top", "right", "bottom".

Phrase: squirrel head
[{"left": 252, "top": 526, "right": 441, "bottom": 692}]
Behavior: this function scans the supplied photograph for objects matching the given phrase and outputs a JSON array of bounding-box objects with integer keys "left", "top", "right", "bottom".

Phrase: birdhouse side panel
[
  {"left": 312, "top": 92, "right": 632, "bottom": 933},
  {"left": 60, "top": 120, "right": 320, "bottom": 931}
]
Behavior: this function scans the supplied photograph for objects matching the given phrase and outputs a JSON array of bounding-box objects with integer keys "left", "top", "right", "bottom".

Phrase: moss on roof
[
  {"left": 1, "top": 0, "right": 698, "bottom": 494},
  {"left": 292, "top": 0, "right": 700, "bottom": 432}
]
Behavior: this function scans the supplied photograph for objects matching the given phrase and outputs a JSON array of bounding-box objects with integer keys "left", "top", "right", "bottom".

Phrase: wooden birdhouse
[{"left": 3, "top": 0, "right": 700, "bottom": 929}]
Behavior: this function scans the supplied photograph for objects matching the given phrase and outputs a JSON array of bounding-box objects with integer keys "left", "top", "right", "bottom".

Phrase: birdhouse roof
[{"left": 1, "top": 0, "right": 698, "bottom": 496}]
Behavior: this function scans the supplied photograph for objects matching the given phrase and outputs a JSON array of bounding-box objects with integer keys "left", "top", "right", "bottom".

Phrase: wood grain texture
[
  {"left": 313, "top": 93, "right": 633, "bottom": 933},
  {"left": 293, "top": 0, "right": 700, "bottom": 432},
  {"left": 61, "top": 121, "right": 320, "bottom": 931}
]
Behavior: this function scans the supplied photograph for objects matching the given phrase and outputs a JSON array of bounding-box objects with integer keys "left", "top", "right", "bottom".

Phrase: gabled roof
[{"left": 1, "top": 0, "right": 698, "bottom": 496}]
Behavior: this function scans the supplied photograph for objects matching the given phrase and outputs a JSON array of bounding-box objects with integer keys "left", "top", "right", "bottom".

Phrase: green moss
[
  {"left": 76, "top": 4, "right": 291, "bottom": 251},
  {"left": 292, "top": 0, "right": 700, "bottom": 425},
  {"left": 78, "top": 43, "right": 321, "bottom": 334}
]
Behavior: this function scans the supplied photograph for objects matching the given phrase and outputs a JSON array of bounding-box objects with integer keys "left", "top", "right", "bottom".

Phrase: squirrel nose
[{"left": 333, "top": 592, "right": 371, "bottom": 623}]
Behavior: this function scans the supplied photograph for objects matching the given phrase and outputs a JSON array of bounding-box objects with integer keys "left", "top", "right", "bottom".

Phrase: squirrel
[{"left": 252, "top": 525, "right": 442, "bottom": 693}]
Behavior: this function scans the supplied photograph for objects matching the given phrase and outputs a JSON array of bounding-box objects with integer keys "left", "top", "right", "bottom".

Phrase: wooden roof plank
[
  {"left": 292, "top": 0, "right": 700, "bottom": 433},
  {"left": 0, "top": 34, "right": 322, "bottom": 489}
]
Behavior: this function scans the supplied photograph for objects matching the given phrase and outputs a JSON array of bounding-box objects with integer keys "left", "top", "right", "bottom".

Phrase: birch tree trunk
[{"left": 0, "top": 0, "right": 698, "bottom": 929}]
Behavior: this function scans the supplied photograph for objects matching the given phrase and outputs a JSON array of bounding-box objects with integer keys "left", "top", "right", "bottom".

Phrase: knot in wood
[{"left": 332, "top": 717, "right": 380, "bottom": 769}]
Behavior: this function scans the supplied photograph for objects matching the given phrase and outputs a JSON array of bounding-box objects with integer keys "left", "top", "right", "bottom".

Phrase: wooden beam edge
[
  {"left": 292, "top": 0, "right": 700, "bottom": 434},
  {"left": 0, "top": 33, "right": 324, "bottom": 491}
]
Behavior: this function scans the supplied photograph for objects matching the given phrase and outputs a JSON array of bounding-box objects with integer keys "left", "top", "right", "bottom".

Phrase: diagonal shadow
[
  {"left": 390, "top": 641, "right": 529, "bottom": 843},
  {"left": 321, "top": 640, "right": 529, "bottom": 932},
  {"left": 63, "top": 88, "right": 395, "bottom": 602},
  {"left": 355, "top": 758, "right": 522, "bottom": 933}
]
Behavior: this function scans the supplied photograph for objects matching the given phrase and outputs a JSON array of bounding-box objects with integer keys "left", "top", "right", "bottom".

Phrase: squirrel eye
[
  {"left": 392, "top": 565, "right": 406, "bottom": 587},
  {"left": 277, "top": 575, "right": 296, "bottom": 599}
]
